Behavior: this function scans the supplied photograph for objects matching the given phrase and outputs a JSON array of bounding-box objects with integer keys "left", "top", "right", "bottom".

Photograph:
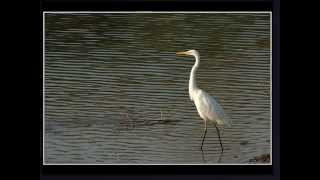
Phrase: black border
[
  {"left": 42, "top": 1, "right": 272, "bottom": 11},
  {"left": 41, "top": 165, "right": 272, "bottom": 175},
  {"left": 40, "top": 0, "right": 279, "bottom": 179}
]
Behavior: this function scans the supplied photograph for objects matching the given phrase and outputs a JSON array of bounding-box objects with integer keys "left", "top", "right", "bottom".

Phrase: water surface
[{"left": 44, "top": 13, "right": 271, "bottom": 164}]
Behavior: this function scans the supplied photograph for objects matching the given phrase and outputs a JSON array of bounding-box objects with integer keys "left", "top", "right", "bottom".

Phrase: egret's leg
[
  {"left": 200, "top": 120, "right": 207, "bottom": 150},
  {"left": 214, "top": 124, "right": 224, "bottom": 152}
]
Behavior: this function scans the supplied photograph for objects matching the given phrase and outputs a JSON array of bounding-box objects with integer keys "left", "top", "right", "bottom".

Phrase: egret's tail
[
  {"left": 224, "top": 117, "right": 232, "bottom": 128},
  {"left": 224, "top": 119, "right": 232, "bottom": 128},
  {"left": 219, "top": 114, "right": 232, "bottom": 128}
]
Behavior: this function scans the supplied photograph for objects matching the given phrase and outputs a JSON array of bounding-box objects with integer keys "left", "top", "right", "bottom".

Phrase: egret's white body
[
  {"left": 176, "top": 49, "right": 231, "bottom": 152},
  {"left": 193, "top": 90, "right": 227, "bottom": 126}
]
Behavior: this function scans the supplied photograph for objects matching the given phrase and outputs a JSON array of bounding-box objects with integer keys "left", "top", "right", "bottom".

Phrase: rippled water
[{"left": 43, "top": 13, "right": 271, "bottom": 164}]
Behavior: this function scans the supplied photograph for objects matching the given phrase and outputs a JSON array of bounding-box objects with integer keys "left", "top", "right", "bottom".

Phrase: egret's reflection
[
  {"left": 217, "top": 150, "right": 223, "bottom": 163},
  {"left": 201, "top": 149, "right": 207, "bottom": 163},
  {"left": 201, "top": 148, "right": 224, "bottom": 163}
]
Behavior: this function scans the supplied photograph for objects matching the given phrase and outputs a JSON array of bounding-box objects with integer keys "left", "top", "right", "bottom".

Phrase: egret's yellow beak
[{"left": 176, "top": 51, "right": 190, "bottom": 56}]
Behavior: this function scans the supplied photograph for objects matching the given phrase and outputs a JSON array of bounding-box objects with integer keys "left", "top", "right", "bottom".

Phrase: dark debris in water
[
  {"left": 249, "top": 154, "right": 270, "bottom": 163},
  {"left": 118, "top": 110, "right": 181, "bottom": 130},
  {"left": 240, "top": 141, "right": 248, "bottom": 145}
]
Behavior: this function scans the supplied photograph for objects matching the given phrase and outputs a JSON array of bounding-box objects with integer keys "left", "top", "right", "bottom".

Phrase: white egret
[{"left": 176, "top": 50, "right": 231, "bottom": 152}]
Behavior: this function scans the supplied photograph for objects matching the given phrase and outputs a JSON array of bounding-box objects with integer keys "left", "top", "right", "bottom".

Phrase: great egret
[{"left": 176, "top": 50, "right": 231, "bottom": 152}]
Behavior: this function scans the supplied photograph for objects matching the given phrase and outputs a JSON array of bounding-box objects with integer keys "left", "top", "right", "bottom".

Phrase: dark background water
[{"left": 44, "top": 13, "right": 271, "bottom": 164}]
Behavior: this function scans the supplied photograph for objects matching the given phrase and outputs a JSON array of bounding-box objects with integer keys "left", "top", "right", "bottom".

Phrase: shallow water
[{"left": 44, "top": 13, "right": 271, "bottom": 164}]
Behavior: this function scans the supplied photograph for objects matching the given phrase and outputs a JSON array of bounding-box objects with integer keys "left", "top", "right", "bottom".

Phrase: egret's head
[{"left": 176, "top": 50, "right": 199, "bottom": 57}]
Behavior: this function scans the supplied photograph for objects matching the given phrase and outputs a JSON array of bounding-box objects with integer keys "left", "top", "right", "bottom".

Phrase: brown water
[{"left": 44, "top": 13, "right": 271, "bottom": 164}]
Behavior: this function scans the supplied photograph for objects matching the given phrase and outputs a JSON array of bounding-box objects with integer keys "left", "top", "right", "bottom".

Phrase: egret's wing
[
  {"left": 208, "top": 95, "right": 232, "bottom": 128},
  {"left": 196, "top": 90, "right": 232, "bottom": 128}
]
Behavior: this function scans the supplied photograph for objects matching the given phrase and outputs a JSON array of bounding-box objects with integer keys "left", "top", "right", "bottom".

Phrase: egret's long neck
[{"left": 189, "top": 54, "right": 200, "bottom": 100}]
